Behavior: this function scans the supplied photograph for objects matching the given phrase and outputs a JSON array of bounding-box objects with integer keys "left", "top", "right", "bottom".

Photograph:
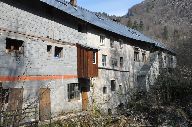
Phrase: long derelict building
[{"left": 0, "top": 0, "right": 176, "bottom": 122}]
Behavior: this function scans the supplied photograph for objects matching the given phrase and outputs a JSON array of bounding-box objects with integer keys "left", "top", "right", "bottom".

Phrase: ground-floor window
[
  {"left": 67, "top": 83, "right": 80, "bottom": 101},
  {"left": 0, "top": 87, "right": 9, "bottom": 104},
  {"left": 111, "top": 80, "right": 116, "bottom": 91},
  {"left": 103, "top": 87, "right": 107, "bottom": 94}
]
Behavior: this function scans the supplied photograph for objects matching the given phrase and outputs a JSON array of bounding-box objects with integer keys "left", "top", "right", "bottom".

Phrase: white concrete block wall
[
  {"left": 0, "top": 2, "right": 82, "bottom": 118},
  {"left": 0, "top": 2, "right": 87, "bottom": 46},
  {"left": 0, "top": 1, "right": 177, "bottom": 117}
]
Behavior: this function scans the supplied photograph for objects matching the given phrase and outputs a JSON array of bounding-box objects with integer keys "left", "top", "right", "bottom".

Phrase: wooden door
[
  {"left": 7, "top": 88, "right": 23, "bottom": 111},
  {"left": 82, "top": 87, "right": 88, "bottom": 111},
  {"left": 39, "top": 88, "right": 51, "bottom": 121},
  {"left": 7, "top": 88, "right": 24, "bottom": 126}
]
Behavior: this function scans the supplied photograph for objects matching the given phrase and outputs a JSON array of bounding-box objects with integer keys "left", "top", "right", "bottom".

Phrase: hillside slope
[{"left": 118, "top": 0, "right": 192, "bottom": 68}]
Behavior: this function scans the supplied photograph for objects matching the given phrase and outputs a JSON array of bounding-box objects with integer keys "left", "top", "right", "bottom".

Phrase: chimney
[{"left": 70, "top": 0, "right": 77, "bottom": 7}]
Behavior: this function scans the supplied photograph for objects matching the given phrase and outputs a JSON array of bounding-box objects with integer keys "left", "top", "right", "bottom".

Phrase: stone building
[{"left": 0, "top": 0, "right": 176, "bottom": 122}]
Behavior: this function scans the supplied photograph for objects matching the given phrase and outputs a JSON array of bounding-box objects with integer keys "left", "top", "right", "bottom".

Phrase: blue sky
[{"left": 66, "top": 0, "right": 144, "bottom": 16}]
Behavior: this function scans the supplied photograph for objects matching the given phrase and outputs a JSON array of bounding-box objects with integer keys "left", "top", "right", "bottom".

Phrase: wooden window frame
[
  {"left": 111, "top": 58, "right": 118, "bottom": 67},
  {"left": 102, "top": 54, "right": 107, "bottom": 67},
  {"left": 67, "top": 83, "right": 80, "bottom": 101},
  {"left": 93, "top": 51, "right": 97, "bottom": 64},
  {"left": 100, "top": 35, "right": 105, "bottom": 46},
  {"left": 120, "top": 57, "right": 123, "bottom": 68}
]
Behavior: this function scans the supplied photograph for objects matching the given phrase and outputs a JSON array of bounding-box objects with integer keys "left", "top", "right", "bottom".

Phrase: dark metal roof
[{"left": 40, "top": 0, "right": 174, "bottom": 53}]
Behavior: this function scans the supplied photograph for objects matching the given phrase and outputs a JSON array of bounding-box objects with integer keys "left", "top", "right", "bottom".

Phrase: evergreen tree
[
  {"left": 139, "top": 20, "right": 144, "bottom": 31},
  {"left": 133, "top": 20, "right": 138, "bottom": 30},
  {"left": 127, "top": 19, "right": 132, "bottom": 28}
]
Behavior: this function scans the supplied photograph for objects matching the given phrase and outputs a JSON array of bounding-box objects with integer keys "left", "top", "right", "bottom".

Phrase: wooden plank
[
  {"left": 39, "top": 88, "right": 51, "bottom": 121},
  {"left": 7, "top": 88, "right": 23, "bottom": 111},
  {"left": 77, "top": 45, "right": 98, "bottom": 78},
  {"left": 81, "top": 87, "right": 88, "bottom": 111}
]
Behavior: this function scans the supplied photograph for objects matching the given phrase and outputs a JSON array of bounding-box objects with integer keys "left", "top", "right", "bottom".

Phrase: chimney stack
[{"left": 70, "top": 0, "right": 77, "bottom": 7}]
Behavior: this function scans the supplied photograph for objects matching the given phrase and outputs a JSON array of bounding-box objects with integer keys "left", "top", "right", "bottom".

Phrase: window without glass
[
  {"left": 47, "top": 45, "right": 52, "bottom": 54},
  {"left": 111, "top": 80, "right": 116, "bottom": 91},
  {"left": 6, "top": 38, "right": 23, "bottom": 53},
  {"left": 164, "top": 56, "right": 167, "bottom": 63},
  {"left": 142, "top": 53, "right": 146, "bottom": 62},
  {"left": 119, "top": 85, "right": 122, "bottom": 92},
  {"left": 102, "top": 55, "right": 107, "bottom": 67},
  {"left": 120, "top": 57, "right": 123, "bottom": 68},
  {"left": 111, "top": 58, "right": 118, "bottom": 67},
  {"left": 54, "top": 46, "right": 63, "bottom": 58},
  {"left": 100, "top": 35, "right": 105, "bottom": 45},
  {"left": 67, "top": 83, "right": 80, "bottom": 101},
  {"left": 103, "top": 87, "right": 107, "bottom": 94},
  {"left": 134, "top": 51, "right": 139, "bottom": 62},
  {"left": 93, "top": 52, "right": 97, "bottom": 64},
  {"left": 119, "top": 40, "right": 123, "bottom": 49},
  {"left": 110, "top": 38, "right": 114, "bottom": 48},
  {"left": 78, "top": 24, "right": 83, "bottom": 32},
  {"left": 1, "top": 88, "right": 9, "bottom": 104}
]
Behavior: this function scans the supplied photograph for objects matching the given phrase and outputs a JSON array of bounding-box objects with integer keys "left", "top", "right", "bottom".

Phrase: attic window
[
  {"left": 54, "top": 46, "right": 63, "bottom": 58},
  {"left": 142, "top": 52, "right": 146, "bottom": 62},
  {"left": 134, "top": 47, "right": 140, "bottom": 62},
  {"left": 6, "top": 38, "right": 23, "bottom": 53},
  {"left": 110, "top": 38, "right": 114, "bottom": 48},
  {"left": 119, "top": 40, "right": 123, "bottom": 49},
  {"left": 100, "top": 35, "right": 105, "bottom": 46}
]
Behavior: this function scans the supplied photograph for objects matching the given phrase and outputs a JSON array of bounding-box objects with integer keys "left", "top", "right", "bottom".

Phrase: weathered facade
[{"left": 0, "top": 0, "right": 176, "bottom": 123}]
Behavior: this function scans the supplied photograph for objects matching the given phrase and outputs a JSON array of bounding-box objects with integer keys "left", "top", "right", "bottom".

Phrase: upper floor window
[
  {"left": 100, "top": 35, "right": 105, "bottom": 46},
  {"left": 54, "top": 46, "right": 63, "bottom": 58},
  {"left": 111, "top": 80, "right": 116, "bottom": 91},
  {"left": 6, "top": 38, "right": 23, "bottom": 53},
  {"left": 119, "top": 40, "right": 123, "bottom": 49},
  {"left": 93, "top": 52, "right": 97, "bottom": 64},
  {"left": 164, "top": 56, "right": 167, "bottom": 63},
  {"left": 110, "top": 38, "right": 114, "bottom": 48},
  {"left": 102, "top": 55, "right": 107, "bottom": 67},
  {"left": 120, "top": 57, "right": 123, "bottom": 68},
  {"left": 67, "top": 83, "right": 80, "bottom": 101},
  {"left": 47, "top": 45, "right": 52, "bottom": 54},
  {"left": 134, "top": 48, "right": 140, "bottom": 62},
  {"left": 111, "top": 58, "right": 118, "bottom": 67},
  {"left": 78, "top": 24, "right": 83, "bottom": 32},
  {"left": 142, "top": 52, "right": 146, "bottom": 62},
  {"left": 170, "top": 57, "right": 173, "bottom": 64}
]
